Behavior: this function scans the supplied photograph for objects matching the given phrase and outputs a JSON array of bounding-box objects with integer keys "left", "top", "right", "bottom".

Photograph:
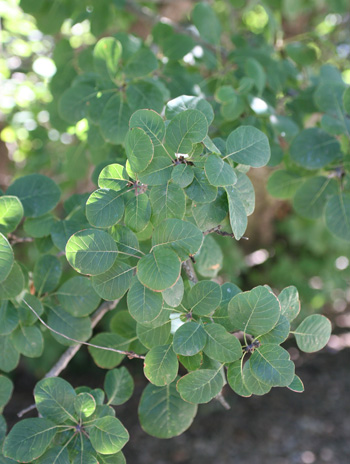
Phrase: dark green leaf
[
  {"left": 33, "top": 255, "right": 62, "bottom": 295},
  {"left": 11, "top": 325, "right": 44, "bottom": 358},
  {"left": 250, "top": 344, "right": 295, "bottom": 387},
  {"left": 86, "top": 189, "right": 125, "bottom": 228},
  {"left": 226, "top": 126, "right": 270, "bottom": 167},
  {"left": 185, "top": 167, "right": 218, "bottom": 203},
  {"left": 279, "top": 286, "right": 300, "bottom": 322},
  {"left": 192, "top": 2, "right": 221, "bottom": 45},
  {"left": 7, "top": 174, "right": 60, "bottom": 218},
  {"left": 2, "top": 418, "right": 57, "bottom": 462},
  {"left": 125, "top": 128, "right": 154, "bottom": 173},
  {"left": 0, "top": 233, "right": 13, "bottom": 283},
  {"left": 188, "top": 280, "right": 221, "bottom": 316},
  {"left": 34, "top": 377, "right": 77, "bottom": 424},
  {"left": 93, "top": 37, "right": 122, "bottom": 79},
  {"left": 325, "top": 193, "right": 350, "bottom": 241},
  {"left": 56, "top": 276, "right": 100, "bottom": 317},
  {"left": 137, "top": 247, "right": 181, "bottom": 292},
  {"left": 88, "top": 332, "right": 130, "bottom": 369},
  {"left": 173, "top": 321, "right": 207, "bottom": 356},
  {"left": 149, "top": 182, "right": 186, "bottom": 226},
  {"left": 138, "top": 378, "right": 197, "bottom": 438},
  {"left": 91, "top": 261, "right": 134, "bottom": 301},
  {"left": 127, "top": 279, "right": 164, "bottom": 325},
  {"left": 176, "top": 368, "right": 224, "bottom": 404},
  {"left": 165, "top": 109, "right": 208, "bottom": 154},
  {"left": 47, "top": 305, "right": 92, "bottom": 346},
  {"left": 267, "top": 171, "right": 303, "bottom": 199},
  {"left": 98, "top": 164, "right": 129, "bottom": 191},
  {"left": 293, "top": 176, "right": 338, "bottom": 219},
  {"left": 204, "top": 323, "right": 242, "bottom": 363},
  {"left": 89, "top": 416, "right": 129, "bottom": 454},
  {"left": 124, "top": 193, "right": 151, "bottom": 233},
  {"left": 0, "top": 262, "right": 24, "bottom": 300},
  {"left": 104, "top": 367, "right": 134, "bottom": 406},
  {"left": 144, "top": 344, "right": 178, "bottom": 386}
]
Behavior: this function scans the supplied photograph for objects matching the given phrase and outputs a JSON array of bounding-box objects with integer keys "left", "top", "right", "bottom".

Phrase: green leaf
[
  {"left": 124, "top": 193, "right": 151, "bottom": 233},
  {"left": 149, "top": 182, "right": 186, "bottom": 226},
  {"left": 126, "top": 80, "right": 164, "bottom": 113},
  {"left": 212, "top": 282, "right": 241, "bottom": 331},
  {"left": 89, "top": 416, "right": 129, "bottom": 454},
  {"left": 7, "top": 174, "right": 60, "bottom": 217},
  {"left": 188, "top": 280, "right": 221, "bottom": 316},
  {"left": 104, "top": 367, "right": 134, "bottom": 406},
  {"left": 286, "top": 42, "right": 317, "bottom": 65},
  {"left": 34, "top": 255, "right": 62, "bottom": 295},
  {"left": 34, "top": 446, "right": 69, "bottom": 464},
  {"left": 228, "top": 286, "right": 280, "bottom": 336},
  {"left": 325, "top": 193, "right": 350, "bottom": 241},
  {"left": 144, "top": 344, "right": 178, "bottom": 386},
  {"left": 93, "top": 37, "right": 122, "bottom": 80},
  {"left": 0, "top": 375, "right": 13, "bottom": 409},
  {"left": 245, "top": 57, "right": 266, "bottom": 95},
  {"left": 98, "top": 164, "right": 129, "bottom": 191},
  {"left": 0, "top": 335, "right": 19, "bottom": 372},
  {"left": 109, "top": 225, "right": 141, "bottom": 259},
  {"left": 136, "top": 321, "right": 171, "bottom": 349},
  {"left": 138, "top": 154, "right": 173, "bottom": 186},
  {"left": 185, "top": 167, "right": 218, "bottom": 204},
  {"left": 124, "top": 48, "right": 158, "bottom": 78},
  {"left": 47, "top": 305, "right": 92, "bottom": 346},
  {"left": 176, "top": 368, "right": 224, "bottom": 404},
  {"left": 293, "top": 177, "right": 338, "bottom": 219},
  {"left": 203, "top": 323, "right": 242, "bottom": 363},
  {"left": 171, "top": 164, "right": 194, "bottom": 188},
  {"left": 224, "top": 185, "right": 247, "bottom": 240},
  {"left": 34, "top": 377, "right": 77, "bottom": 424},
  {"left": 152, "top": 218, "right": 203, "bottom": 261},
  {"left": 91, "top": 261, "right": 134, "bottom": 301},
  {"left": 250, "top": 344, "right": 295, "bottom": 387},
  {"left": 11, "top": 325, "right": 44, "bottom": 357},
  {"left": 74, "top": 393, "right": 96, "bottom": 419},
  {"left": 173, "top": 321, "right": 207, "bottom": 356},
  {"left": 227, "top": 360, "right": 251, "bottom": 397},
  {"left": 2, "top": 418, "right": 57, "bottom": 462},
  {"left": 192, "top": 189, "right": 227, "bottom": 231},
  {"left": 204, "top": 155, "right": 237, "bottom": 187},
  {"left": 24, "top": 213, "right": 56, "bottom": 238},
  {"left": 0, "top": 262, "right": 24, "bottom": 300},
  {"left": 0, "top": 301, "right": 19, "bottom": 335},
  {"left": 192, "top": 2, "right": 221, "bottom": 45},
  {"left": 259, "top": 314, "right": 290, "bottom": 345},
  {"left": 137, "top": 247, "right": 181, "bottom": 292},
  {"left": 178, "top": 353, "right": 203, "bottom": 371},
  {"left": 138, "top": 378, "right": 197, "bottom": 438},
  {"left": 129, "top": 109, "right": 165, "bottom": 147},
  {"left": 344, "top": 87, "right": 350, "bottom": 113},
  {"left": 294, "top": 314, "right": 331, "bottom": 353},
  {"left": 100, "top": 95, "right": 132, "bottom": 145},
  {"left": 267, "top": 171, "right": 303, "bottom": 199},
  {"left": 66, "top": 229, "right": 118, "bottom": 276},
  {"left": 290, "top": 128, "right": 341, "bottom": 169},
  {"left": 279, "top": 286, "right": 300, "bottom": 322},
  {"left": 242, "top": 360, "right": 271, "bottom": 396},
  {"left": 0, "top": 233, "right": 13, "bottom": 283},
  {"left": 194, "top": 234, "right": 223, "bottom": 278},
  {"left": 235, "top": 171, "right": 255, "bottom": 216},
  {"left": 50, "top": 219, "right": 82, "bottom": 252},
  {"left": 162, "top": 34, "right": 195, "bottom": 61},
  {"left": 127, "top": 279, "right": 164, "bottom": 325},
  {"left": 88, "top": 332, "right": 130, "bottom": 368},
  {"left": 0, "top": 196, "right": 23, "bottom": 234},
  {"left": 125, "top": 128, "right": 154, "bottom": 173},
  {"left": 86, "top": 189, "right": 125, "bottom": 228},
  {"left": 162, "top": 276, "right": 184, "bottom": 307},
  {"left": 166, "top": 95, "right": 214, "bottom": 125},
  {"left": 110, "top": 310, "right": 136, "bottom": 339},
  {"left": 56, "top": 276, "right": 100, "bottom": 317},
  {"left": 287, "top": 375, "right": 304, "bottom": 393},
  {"left": 226, "top": 126, "right": 270, "bottom": 167},
  {"left": 165, "top": 109, "right": 208, "bottom": 154},
  {"left": 59, "top": 84, "right": 96, "bottom": 124}
]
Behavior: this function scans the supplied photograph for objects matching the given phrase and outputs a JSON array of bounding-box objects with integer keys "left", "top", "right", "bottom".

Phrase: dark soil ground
[{"left": 5, "top": 346, "right": 350, "bottom": 464}]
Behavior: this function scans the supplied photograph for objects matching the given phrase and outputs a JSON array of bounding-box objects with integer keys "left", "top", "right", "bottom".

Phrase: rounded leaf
[
  {"left": 188, "top": 280, "right": 222, "bottom": 316},
  {"left": 89, "top": 416, "right": 129, "bottom": 455},
  {"left": 125, "top": 128, "right": 154, "bottom": 173},
  {"left": 0, "top": 195, "right": 24, "bottom": 234},
  {"left": 250, "top": 344, "right": 295, "bottom": 387},
  {"left": 66, "top": 229, "right": 118, "bottom": 276},
  {"left": 0, "top": 233, "right": 14, "bottom": 283},
  {"left": 104, "top": 367, "right": 134, "bottom": 406},
  {"left": 204, "top": 155, "right": 237, "bottom": 187},
  {"left": 137, "top": 247, "right": 181, "bottom": 292},
  {"left": 173, "top": 321, "right": 207, "bottom": 356},
  {"left": 7, "top": 174, "right": 60, "bottom": 217},
  {"left": 176, "top": 368, "right": 224, "bottom": 404},
  {"left": 325, "top": 193, "right": 350, "bottom": 241},
  {"left": 144, "top": 344, "right": 178, "bottom": 386},
  {"left": 56, "top": 276, "right": 101, "bottom": 317},
  {"left": 226, "top": 126, "right": 270, "bottom": 167},
  {"left": 92, "top": 260, "right": 134, "bottom": 301},
  {"left": 294, "top": 314, "right": 331, "bottom": 353},
  {"left": 127, "top": 279, "right": 164, "bottom": 325},
  {"left": 86, "top": 189, "right": 125, "bottom": 228},
  {"left": 203, "top": 323, "right": 242, "bottom": 363},
  {"left": 138, "top": 379, "right": 197, "bottom": 438},
  {"left": 228, "top": 286, "right": 280, "bottom": 336}
]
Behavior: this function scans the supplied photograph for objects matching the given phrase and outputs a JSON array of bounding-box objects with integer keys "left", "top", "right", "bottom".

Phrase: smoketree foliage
[{"left": 3, "top": 0, "right": 349, "bottom": 461}]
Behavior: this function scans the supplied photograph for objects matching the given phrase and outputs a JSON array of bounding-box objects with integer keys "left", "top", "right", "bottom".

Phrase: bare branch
[
  {"left": 204, "top": 225, "right": 249, "bottom": 240},
  {"left": 8, "top": 234, "right": 34, "bottom": 245},
  {"left": 215, "top": 391, "right": 231, "bottom": 410}
]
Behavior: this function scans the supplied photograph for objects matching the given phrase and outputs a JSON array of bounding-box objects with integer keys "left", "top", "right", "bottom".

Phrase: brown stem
[{"left": 182, "top": 259, "right": 198, "bottom": 283}]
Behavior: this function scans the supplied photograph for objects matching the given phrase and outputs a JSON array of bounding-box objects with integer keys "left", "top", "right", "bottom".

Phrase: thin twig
[
  {"left": 204, "top": 225, "right": 249, "bottom": 240},
  {"left": 7, "top": 234, "right": 34, "bottom": 245},
  {"left": 215, "top": 391, "right": 231, "bottom": 410},
  {"left": 17, "top": 298, "right": 144, "bottom": 418}
]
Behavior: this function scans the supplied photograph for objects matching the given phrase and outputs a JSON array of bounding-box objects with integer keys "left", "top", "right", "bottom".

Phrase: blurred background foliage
[{"left": 1, "top": 0, "right": 350, "bottom": 376}]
